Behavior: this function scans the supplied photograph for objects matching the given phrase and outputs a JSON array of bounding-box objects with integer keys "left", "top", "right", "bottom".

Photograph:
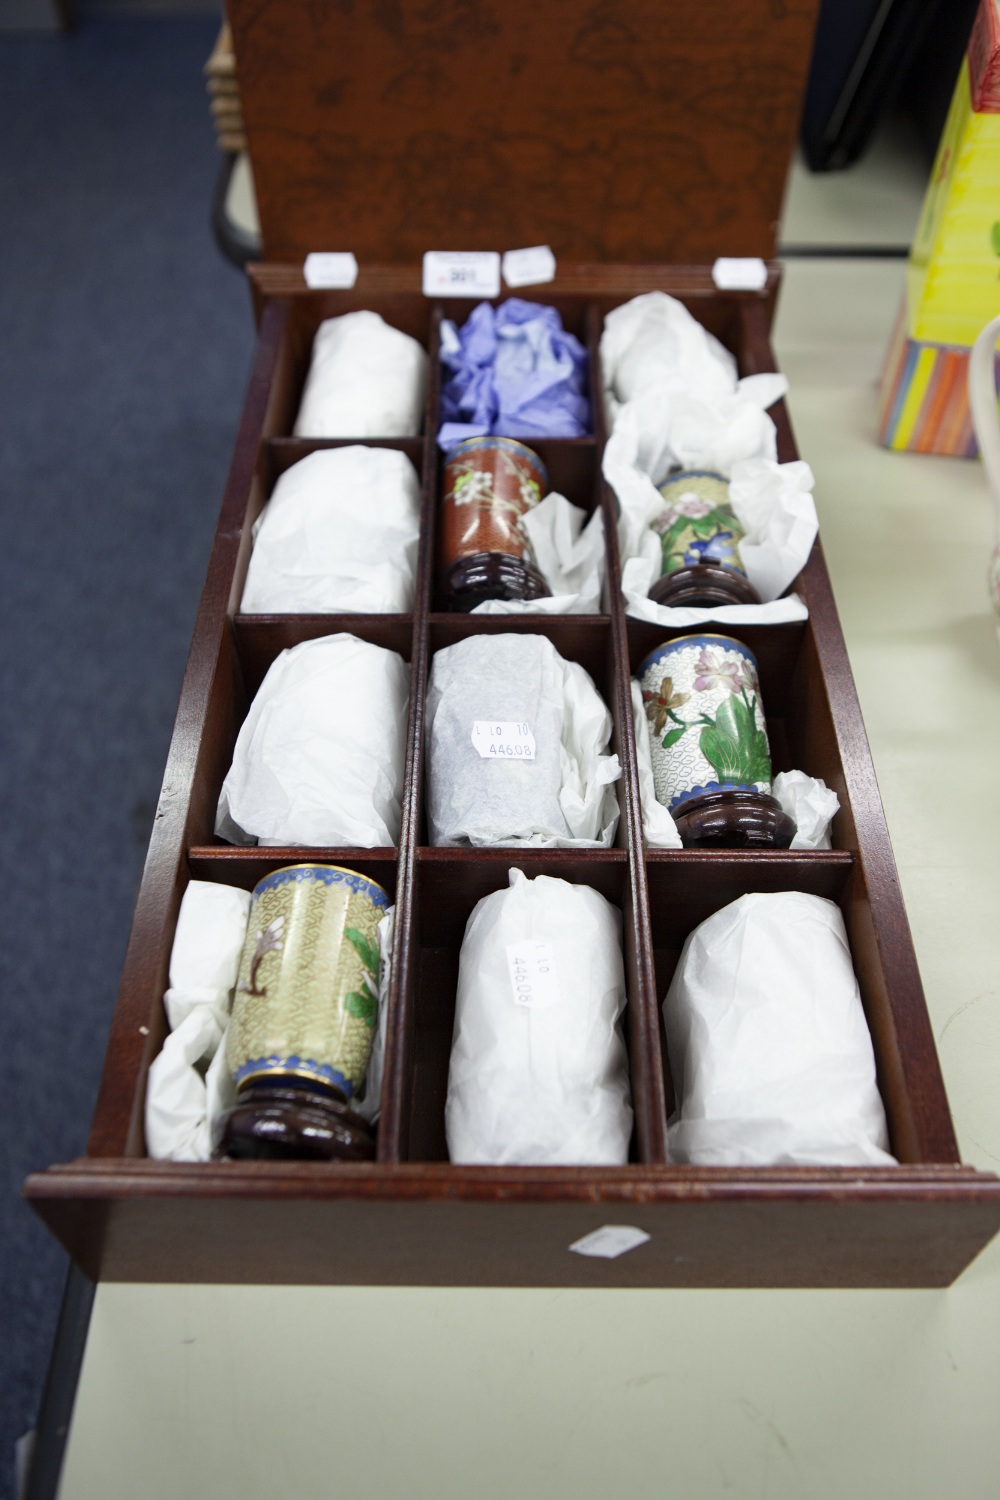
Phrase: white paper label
[
  {"left": 711, "top": 257, "right": 768, "bottom": 291},
  {"left": 471, "top": 721, "right": 536, "bottom": 760},
  {"left": 568, "top": 1225, "right": 651, "bottom": 1259},
  {"left": 502, "top": 244, "right": 557, "bottom": 288},
  {"left": 303, "top": 252, "right": 359, "bottom": 289},
  {"left": 423, "top": 250, "right": 501, "bottom": 298},
  {"left": 505, "top": 940, "right": 561, "bottom": 1009}
]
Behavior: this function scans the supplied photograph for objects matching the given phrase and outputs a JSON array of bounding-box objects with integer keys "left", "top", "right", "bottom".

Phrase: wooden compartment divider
[{"left": 24, "top": 266, "right": 1000, "bottom": 1287}]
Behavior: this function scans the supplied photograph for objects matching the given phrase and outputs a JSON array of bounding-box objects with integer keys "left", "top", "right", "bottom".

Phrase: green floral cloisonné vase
[
  {"left": 215, "top": 863, "right": 389, "bottom": 1161},
  {"left": 648, "top": 471, "right": 760, "bottom": 608}
]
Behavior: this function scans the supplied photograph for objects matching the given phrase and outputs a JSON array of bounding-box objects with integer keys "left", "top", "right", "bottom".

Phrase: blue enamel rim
[
  {"left": 251, "top": 863, "right": 389, "bottom": 909},
  {"left": 658, "top": 468, "right": 728, "bottom": 487},
  {"left": 638, "top": 633, "right": 759, "bottom": 680},
  {"left": 234, "top": 1056, "right": 356, "bottom": 1098},
  {"left": 444, "top": 434, "right": 548, "bottom": 483},
  {"left": 670, "top": 778, "right": 760, "bottom": 810}
]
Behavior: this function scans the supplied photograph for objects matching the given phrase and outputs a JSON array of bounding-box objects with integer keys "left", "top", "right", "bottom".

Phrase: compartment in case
[{"left": 402, "top": 850, "right": 635, "bottom": 1165}]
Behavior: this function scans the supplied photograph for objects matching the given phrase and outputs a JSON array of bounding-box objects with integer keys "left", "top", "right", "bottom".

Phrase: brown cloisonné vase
[{"left": 439, "top": 436, "right": 551, "bottom": 610}]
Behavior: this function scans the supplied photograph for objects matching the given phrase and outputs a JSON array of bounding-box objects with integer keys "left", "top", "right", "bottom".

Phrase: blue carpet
[{"left": 0, "top": 15, "right": 254, "bottom": 1494}]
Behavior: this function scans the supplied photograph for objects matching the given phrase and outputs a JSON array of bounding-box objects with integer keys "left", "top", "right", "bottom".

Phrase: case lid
[{"left": 228, "top": 0, "right": 819, "bottom": 265}]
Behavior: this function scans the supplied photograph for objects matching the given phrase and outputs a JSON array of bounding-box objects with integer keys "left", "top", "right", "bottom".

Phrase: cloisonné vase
[
  {"left": 439, "top": 436, "right": 551, "bottom": 610},
  {"left": 214, "top": 863, "right": 389, "bottom": 1161},
  {"left": 639, "top": 634, "right": 794, "bottom": 847},
  {"left": 648, "top": 470, "right": 760, "bottom": 608}
]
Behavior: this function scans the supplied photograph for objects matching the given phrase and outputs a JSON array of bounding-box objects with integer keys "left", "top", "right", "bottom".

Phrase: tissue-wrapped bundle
[
  {"left": 293, "top": 310, "right": 428, "bottom": 438},
  {"left": 425, "top": 633, "right": 620, "bottom": 847},
  {"left": 445, "top": 869, "right": 633, "bottom": 1165},
  {"left": 145, "top": 880, "right": 251, "bottom": 1162},
  {"left": 663, "top": 892, "right": 895, "bottom": 1166},
  {"left": 601, "top": 291, "right": 738, "bottom": 407},
  {"left": 241, "top": 447, "right": 421, "bottom": 614},
  {"left": 216, "top": 634, "right": 408, "bottom": 848}
]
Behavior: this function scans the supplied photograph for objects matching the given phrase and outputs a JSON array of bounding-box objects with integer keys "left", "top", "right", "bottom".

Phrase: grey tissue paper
[{"left": 425, "top": 633, "right": 620, "bottom": 847}]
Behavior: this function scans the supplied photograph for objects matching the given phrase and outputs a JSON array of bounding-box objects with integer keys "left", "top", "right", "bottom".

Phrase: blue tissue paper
[{"left": 438, "top": 298, "right": 591, "bottom": 448}]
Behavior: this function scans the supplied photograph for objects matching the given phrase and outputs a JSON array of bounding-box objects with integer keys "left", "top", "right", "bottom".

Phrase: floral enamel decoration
[
  {"left": 638, "top": 635, "right": 775, "bottom": 814},
  {"left": 647, "top": 470, "right": 760, "bottom": 608},
  {"left": 642, "top": 676, "right": 690, "bottom": 739},
  {"left": 652, "top": 471, "right": 748, "bottom": 579},
  {"left": 645, "top": 644, "right": 771, "bottom": 789},
  {"left": 443, "top": 439, "right": 544, "bottom": 562},
  {"left": 666, "top": 491, "right": 715, "bottom": 519},
  {"left": 226, "top": 863, "right": 388, "bottom": 1099},
  {"left": 216, "top": 863, "right": 389, "bottom": 1163},
  {"left": 343, "top": 925, "right": 380, "bottom": 1027},
  {"left": 692, "top": 644, "right": 755, "bottom": 695},
  {"left": 439, "top": 436, "right": 552, "bottom": 609},
  {"left": 239, "top": 915, "right": 285, "bottom": 998}
]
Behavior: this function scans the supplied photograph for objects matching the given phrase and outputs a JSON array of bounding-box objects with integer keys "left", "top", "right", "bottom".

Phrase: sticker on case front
[
  {"left": 505, "top": 940, "right": 561, "bottom": 1010},
  {"left": 303, "top": 252, "right": 359, "bottom": 289},
  {"left": 502, "top": 245, "right": 556, "bottom": 288},
  {"left": 568, "top": 1226, "right": 651, "bottom": 1259},
  {"left": 423, "top": 251, "right": 501, "bottom": 298},
  {"left": 471, "top": 721, "right": 536, "bottom": 760},
  {"left": 711, "top": 257, "right": 768, "bottom": 291}
]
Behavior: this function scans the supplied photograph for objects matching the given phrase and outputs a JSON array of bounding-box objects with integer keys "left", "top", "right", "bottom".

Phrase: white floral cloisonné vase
[{"left": 638, "top": 634, "right": 795, "bottom": 848}]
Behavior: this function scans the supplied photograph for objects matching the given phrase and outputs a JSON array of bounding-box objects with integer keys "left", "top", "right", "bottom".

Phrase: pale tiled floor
[{"left": 780, "top": 113, "right": 929, "bottom": 249}]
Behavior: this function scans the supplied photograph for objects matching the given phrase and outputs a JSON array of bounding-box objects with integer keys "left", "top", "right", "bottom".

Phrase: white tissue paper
[
  {"left": 426, "top": 633, "right": 620, "bottom": 847},
  {"left": 241, "top": 447, "right": 421, "bottom": 614},
  {"left": 146, "top": 885, "right": 394, "bottom": 1159},
  {"left": 600, "top": 292, "right": 786, "bottom": 471},
  {"left": 445, "top": 868, "right": 633, "bottom": 1165},
  {"left": 664, "top": 891, "right": 895, "bottom": 1166},
  {"left": 470, "top": 493, "right": 606, "bottom": 615},
  {"left": 601, "top": 291, "right": 739, "bottom": 411},
  {"left": 629, "top": 679, "right": 682, "bottom": 848},
  {"left": 293, "top": 310, "right": 428, "bottom": 438},
  {"left": 145, "top": 880, "right": 251, "bottom": 1161},
  {"left": 773, "top": 770, "right": 840, "bottom": 850},
  {"left": 216, "top": 634, "right": 409, "bottom": 848},
  {"left": 599, "top": 291, "right": 817, "bottom": 628}
]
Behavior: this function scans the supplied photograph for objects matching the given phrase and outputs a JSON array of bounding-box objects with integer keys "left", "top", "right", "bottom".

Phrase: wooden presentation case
[{"left": 24, "top": 1, "right": 1000, "bottom": 1284}]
